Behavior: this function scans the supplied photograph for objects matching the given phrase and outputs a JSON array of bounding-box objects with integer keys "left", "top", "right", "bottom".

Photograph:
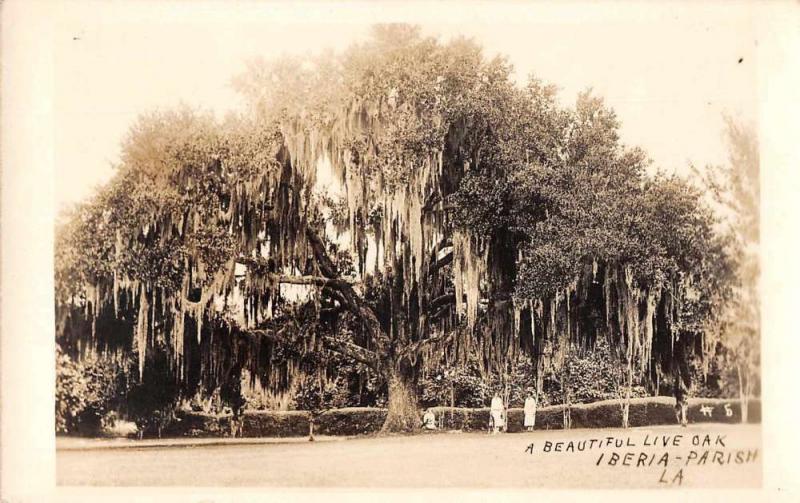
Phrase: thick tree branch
[
  {"left": 430, "top": 305, "right": 452, "bottom": 322},
  {"left": 322, "top": 336, "right": 380, "bottom": 370},
  {"left": 398, "top": 331, "right": 457, "bottom": 362},
  {"left": 241, "top": 327, "right": 292, "bottom": 345},
  {"left": 319, "top": 305, "right": 345, "bottom": 317},
  {"left": 422, "top": 192, "right": 442, "bottom": 212},
  {"left": 321, "top": 286, "right": 349, "bottom": 307},
  {"left": 427, "top": 247, "right": 453, "bottom": 276},
  {"left": 237, "top": 228, "right": 391, "bottom": 364},
  {"left": 304, "top": 228, "right": 340, "bottom": 279},
  {"left": 236, "top": 256, "right": 358, "bottom": 287},
  {"left": 275, "top": 275, "right": 357, "bottom": 288},
  {"left": 428, "top": 293, "right": 455, "bottom": 313},
  {"left": 236, "top": 255, "right": 275, "bottom": 272},
  {"left": 423, "top": 201, "right": 457, "bottom": 213},
  {"left": 305, "top": 227, "right": 391, "bottom": 354},
  {"left": 239, "top": 327, "right": 379, "bottom": 370}
]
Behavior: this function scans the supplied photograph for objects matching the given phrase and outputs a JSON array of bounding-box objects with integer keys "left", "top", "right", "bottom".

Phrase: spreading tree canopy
[{"left": 56, "top": 25, "right": 734, "bottom": 431}]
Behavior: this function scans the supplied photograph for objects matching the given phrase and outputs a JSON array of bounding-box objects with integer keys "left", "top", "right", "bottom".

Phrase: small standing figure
[
  {"left": 524, "top": 391, "right": 537, "bottom": 432},
  {"left": 422, "top": 409, "right": 437, "bottom": 430},
  {"left": 489, "top": 392, "right": 506, "bottom": 434}
]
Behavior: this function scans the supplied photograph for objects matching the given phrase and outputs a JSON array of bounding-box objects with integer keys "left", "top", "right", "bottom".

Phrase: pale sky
[{"left": 53, "top": 1, "right": 758, "bottom": 210}]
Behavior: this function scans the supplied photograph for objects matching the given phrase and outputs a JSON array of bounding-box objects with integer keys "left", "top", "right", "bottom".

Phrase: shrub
[
  {"left": 315, "top": 407, "right": 387, "bottom": 436},
  {"left": 242, "top": 411, "right": 310, "bottom": 437},
  {"left": 419, "top": 363, "right": 493, "bottom": 409},
  {"left": 125, "top": 347, "right": 181, "bottom": 438},
  {"left": 148, "top": 397, "right": 764, "bottom": 438},
  {"left": 465, "top": 408, "right": 493, "bottom": 431},
  {"left": 163, "top": 411, "right": 230, "bottom": 438},
  {"left": 163, "top": 410, "right": 312, "bottom": 437},
  {"left": 427, "top": 407, "right": 471, "bottom": 430},
  {"left": 55, "top": 347, "right": 90, "bottom": 434},
  {"left": 55, "top": 346, "right": 122, "bottom": 435},
  {"left": 425, "top": 397, "right": 761, "bottom": 432}
]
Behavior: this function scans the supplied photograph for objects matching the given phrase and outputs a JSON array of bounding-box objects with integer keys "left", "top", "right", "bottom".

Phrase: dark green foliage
[
  {"left": 241, "top": 411, "right": 311, "bottom": 437},
  {"left": 425, "top": 407, "right": 473, "bottom": 430},
  {"left": 544, "top": 339, "right": 648, "bottom": 406},
  {"left": 418, "top": 341, "right": 646, "bottom": 411},
  {"left": 141, "top": 397, "right": 763, "bottom": 438},
  {"left": 315, "top": 407, "right": 388, "bottom": 436},
  {"left": 419, "top": 361, "right": 493, "bottom": 408},
  {"left": 126, "top": 347, "right": 181, "bottom": 437},
  {"left": 292, "top": 354, "right": 383, "bottom": 413},
  {"left": 531, "top": 406, "right": 567, "bottom": 430},
  {"left": 55, "top": 346, "right": 129, "bottom": 435},
  {"left": 163, "top": 411, "right": 232, "bottom": 438},
  {"left": 636, "top": 400, "right": 680, "bottom": 427},
  {"left": 219, "top": 363, "right": 246, "bottom": 417},
  {"left": 55, "top": 347, "right": 90, "bottom": 434},
  {"left": 164, "top": 410, "right": 311, "bottom": 438}
]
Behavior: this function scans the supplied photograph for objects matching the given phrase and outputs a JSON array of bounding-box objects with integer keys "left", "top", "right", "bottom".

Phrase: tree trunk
[
  {"left": 381, "top": 369, "right": 421, "bottom": 433},
  {"left": 562, "top": 368, "right": 572, "bottom": 430},
  {"left": 622, "top": 360, "right": 632, "bottom": 429},
  {"left": 674, "top": 373, "right": 688, "bottom": 427},
  {"left": 449, "top": 381, "right": 454, "bottom": 429},
  {"left": 737, "top": 364, "right": 748, "bottom": 424},
  {"left": 673, "top": 339, "right": 690, "bottom": 426}
]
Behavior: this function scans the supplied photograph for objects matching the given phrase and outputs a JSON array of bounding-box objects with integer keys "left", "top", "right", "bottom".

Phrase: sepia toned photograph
[
  {"left": 4, "top": 1, "right": 799, "bottom": 499},
  {"left": 51, "top": 2, "right": 760, "bottom": 490}
]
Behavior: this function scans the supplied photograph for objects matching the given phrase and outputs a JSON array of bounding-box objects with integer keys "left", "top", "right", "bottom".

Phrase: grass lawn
[{"left": 56, "top": 423, "right": 761, "bottom": 488}]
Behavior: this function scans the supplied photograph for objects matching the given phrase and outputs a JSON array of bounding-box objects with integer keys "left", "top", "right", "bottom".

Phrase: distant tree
[{"left": 696, "top": 117, "right": 760, "bottom": 421}]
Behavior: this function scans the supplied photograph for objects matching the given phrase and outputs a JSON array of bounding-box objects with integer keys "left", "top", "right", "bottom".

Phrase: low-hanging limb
[
  {"left": 239, "top": 327, "right": 380, "bottom": 371},
  {"left": 428, "top": 293, "right": 456, "bottom": 313},
  {"left": 235, "top": 256, "right": 359, "bottom": 288},
  {"left": 397, "top": 330, "right": 457, "bottom": 363},
  {"left": 304, "top": 228, "right": 341, "bottom": 280},
  {"left": 274, "top": 274, "right": 357, "bottom": 288},
  {"left": 304, "top": 227, "right": 392, "bottom": 355},
  {"left": 321, "top": 336, "right": 381, "bottom": 370},
  {"left": 321, "top": 286, "right": 350, "bottom": 309},
  {"left": 236, "top": 234, "right": 389, "bottom": 357},
  {"left": 236, "top": 225, "right": 398, "bottom": 374},
  {"left": 429, "top": 305, "right": 452, "bottom": 323},
  {"left": 427, "top": 248, "right": 454, "bottom": 276}
]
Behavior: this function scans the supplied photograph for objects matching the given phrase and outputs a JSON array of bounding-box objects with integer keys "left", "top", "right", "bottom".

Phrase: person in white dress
[
  {"left": 489, "top": 392, "right": 506, "bottom": 434},
  {"left": 422, "top": 409, "right": 437, "bottom": 430},
  {"left": 524, "top": 391, "right": 538, "bottom": 431}
]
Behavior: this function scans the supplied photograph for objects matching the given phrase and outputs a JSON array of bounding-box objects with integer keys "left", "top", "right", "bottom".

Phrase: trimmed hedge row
[
  {"left": 164, "top": 410, "right": 311, "bottom": 438},
  {"left": 242, "top": 410, "right": 310, "bottom": 437},
  {"left": 432, "top": 397, "right": 761, "bottom": 432},
  {"left": 162, "top": 411, "right": 231, "bottom": 438},
  {"left": 315, "top": 407, "right": 388, "bottom": 436},
  {"left": 161, "top": 397, "right": 760, "bottom": 438}
]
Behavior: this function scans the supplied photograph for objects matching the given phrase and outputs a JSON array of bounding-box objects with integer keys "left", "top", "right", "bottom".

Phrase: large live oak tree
[{"left": 55, "top": 25, "right": 734, "bottom": 431}]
